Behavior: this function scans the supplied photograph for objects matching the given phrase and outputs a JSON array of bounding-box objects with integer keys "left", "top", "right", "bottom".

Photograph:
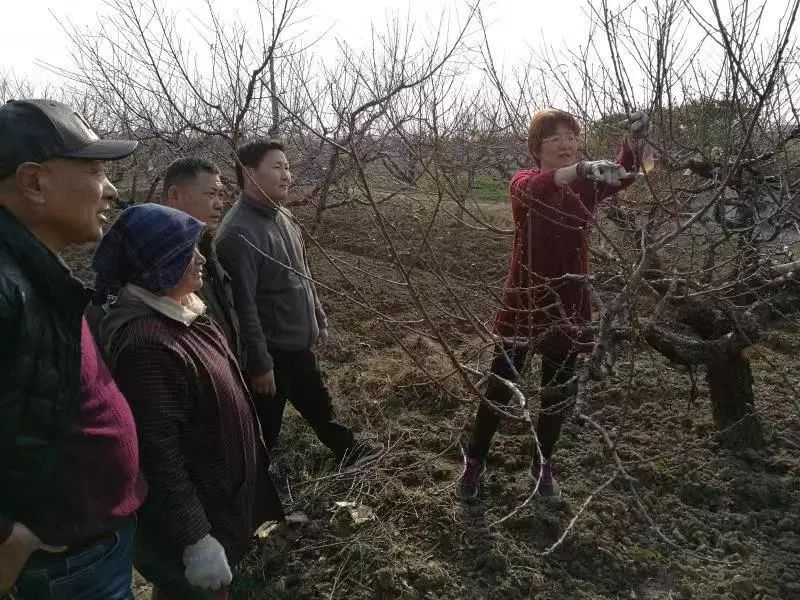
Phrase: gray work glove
[
  {"left": 182, "top": 534, "right": 232, "bottom": 590},
  {"left": 576, "top": 160, "right": 629, "bottom": 186}
]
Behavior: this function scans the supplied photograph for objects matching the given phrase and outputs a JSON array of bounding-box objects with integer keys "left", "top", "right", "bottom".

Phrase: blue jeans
[{"left": 13, "top": 517, "right": 136, "bottom": 600}]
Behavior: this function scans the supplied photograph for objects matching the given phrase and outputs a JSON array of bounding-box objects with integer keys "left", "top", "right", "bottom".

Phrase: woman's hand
[
  {"left": 182, "top": 534, "right": 232, "bottom": 591},
  {"left": 628, "top": 111, "right": 650, "bottom": 139},
  {"left": 576, "top": 160, "right": 630, "bottom": 186}
]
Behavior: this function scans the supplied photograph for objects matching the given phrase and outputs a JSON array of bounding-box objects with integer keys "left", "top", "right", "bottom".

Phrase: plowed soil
[{"left": 66, "top": 193, "right": 800, "bottom": 600}]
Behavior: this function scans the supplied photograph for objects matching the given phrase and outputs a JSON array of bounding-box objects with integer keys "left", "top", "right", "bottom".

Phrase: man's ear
[
  {"left": 164, "top": 185, "right": 179, "bottom": 206},
  {"left": 15, "top": 162, "right": 47, "bottom": 206}
]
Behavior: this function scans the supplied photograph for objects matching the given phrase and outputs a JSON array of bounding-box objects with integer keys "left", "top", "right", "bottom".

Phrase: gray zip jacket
[{"left": 215, "top": 194, "right": 327, "bottom": 375}]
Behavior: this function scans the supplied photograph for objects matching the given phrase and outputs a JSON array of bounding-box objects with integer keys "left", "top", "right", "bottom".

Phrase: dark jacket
[
  {"left": 495, "top": 143, "right": 636, "bottom": 354},
  {"left": 197, "top": 235, "right": 242, "bottom": 361},
  {"left": 0, "top": 208, "right": 91, "bottom": 540},
  {"left": 99, "top": 286, "right": 283, "bottom": 562},
  {"left": 215, "top": 194, "right": 328, "bottom": 375}
]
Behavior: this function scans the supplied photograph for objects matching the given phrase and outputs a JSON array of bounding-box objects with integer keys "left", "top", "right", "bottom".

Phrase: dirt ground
[{"left": 66, "top": 194, "right": 800, "bottom": 600}]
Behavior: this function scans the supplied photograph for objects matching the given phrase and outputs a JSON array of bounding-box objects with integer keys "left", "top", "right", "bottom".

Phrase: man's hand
[
  {"left": 0, "top": 523, "right": 66, "bottom": 593},
  {"left": 250, "top": 371, "right": 277, "bottom": 397},
  {"left": 316, "top": 328, "right": 329, "bottom": 348}
]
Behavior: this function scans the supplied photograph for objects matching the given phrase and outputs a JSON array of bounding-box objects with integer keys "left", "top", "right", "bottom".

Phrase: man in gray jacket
[{"left": 215, "top": 140, "right": 380, "bottom": 467}]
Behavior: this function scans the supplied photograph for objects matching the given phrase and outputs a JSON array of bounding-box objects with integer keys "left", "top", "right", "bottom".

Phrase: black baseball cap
[{"left": 0, "top": 99, "right": 138, "bottom": 178}]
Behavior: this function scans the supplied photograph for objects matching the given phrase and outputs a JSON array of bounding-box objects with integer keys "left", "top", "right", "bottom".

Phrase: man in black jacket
[{"left": 0, "top": 99, "right": 146, "bottom": 599}]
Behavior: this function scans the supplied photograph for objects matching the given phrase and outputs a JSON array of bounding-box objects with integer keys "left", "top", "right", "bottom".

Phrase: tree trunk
[
  {"left": 127, "top": 169, "right": 139, "bottom": 207},
  {"left": 144, "top": 174, "right": 162, "bottom": 204},
  {"left": 706, "top": 353, "right": 765, "bottom": 449},
  {"left": 312, "top": 149, "right": 341, "bottom": 232}
]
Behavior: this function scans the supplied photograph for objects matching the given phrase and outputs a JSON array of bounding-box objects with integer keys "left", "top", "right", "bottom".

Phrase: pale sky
[
  {"left": 1, "top": 0, "right": 793, "bottom": 112},
  {"left": 2, "top": 0, "right": 591, "bottom": 84}
]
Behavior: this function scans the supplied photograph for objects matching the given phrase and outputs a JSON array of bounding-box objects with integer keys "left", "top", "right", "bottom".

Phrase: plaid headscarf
[{"left": 92, "top": 203, "right": 205, "bottom": 304}]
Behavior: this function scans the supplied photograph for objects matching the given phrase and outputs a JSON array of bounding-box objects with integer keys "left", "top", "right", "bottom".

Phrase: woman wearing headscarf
[
  {"left": 92, "top": 203, "right": 284, "bottom": 600},
  {"left": 457, "top": 109, "right": 650, "bottom": 499}
]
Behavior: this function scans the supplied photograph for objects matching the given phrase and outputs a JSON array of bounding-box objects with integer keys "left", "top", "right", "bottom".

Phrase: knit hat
[{"left": 92, "top": 203, "right": 205, "bottom": 304}]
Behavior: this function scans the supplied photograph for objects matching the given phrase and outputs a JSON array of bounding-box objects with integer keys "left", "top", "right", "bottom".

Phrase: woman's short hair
[{"left": 527, "top": 109, "right": 581, "bottom": 164}]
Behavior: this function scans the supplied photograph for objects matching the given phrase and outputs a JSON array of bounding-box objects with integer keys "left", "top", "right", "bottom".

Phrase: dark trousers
[
  {"left": 256, "top": 348, "right": 354, "bottom": 458},
  {"left": 467, "top": 346, "right": 576, "bottom": 462}
]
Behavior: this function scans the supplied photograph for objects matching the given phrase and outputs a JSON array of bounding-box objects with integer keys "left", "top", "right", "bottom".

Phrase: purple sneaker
[
  {"left": 535, "top": 459, "right": 561, "bottom": 497},
  {"left": 457, "top": 457, "right": 485, "bottom": 499}
]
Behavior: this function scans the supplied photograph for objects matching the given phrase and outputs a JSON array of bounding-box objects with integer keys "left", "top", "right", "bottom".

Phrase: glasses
[{"left": 541, "top": 133, "right": 578, "bottom": 145}]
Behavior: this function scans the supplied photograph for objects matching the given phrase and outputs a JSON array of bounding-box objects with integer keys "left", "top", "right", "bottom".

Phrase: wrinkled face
[
  {"left": 536, "top": 123, "right": 579, "bottom": 171},
  {"left": 23, "top": 158, "right": 118, "bottom": 248},
  {"left": 168, "top": 172, "right": 224, "bottom": 234},
  {"left": 167, "top": 247, "right": 206, "bottom": 299},
  {"left": 245, "top": 150, "right": 291, "bottom": 204}
]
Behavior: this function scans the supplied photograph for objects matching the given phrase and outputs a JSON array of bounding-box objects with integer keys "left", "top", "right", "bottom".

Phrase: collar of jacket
[
  {"left": 199, "top": 232, "right": 216, "bottom": 260},
  {"left": 122, "top": 284, "right": 207, "bottom": 326},
  {"left": 0, "top": 208, "right": 91, "bottom": 307},
  {"left": 99, "top": 284, "right": 206, "bottom": 365},
  {"left": 239, "top": 192, "right": 280, "bottom": 219},
  {"left": 200, "top": 233, "right": 232, "bottom": 286}
]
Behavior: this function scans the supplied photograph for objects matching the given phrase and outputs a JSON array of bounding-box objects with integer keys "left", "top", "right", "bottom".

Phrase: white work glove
[
  {"left": 576, "top": 160, "right": 629, "bottom": 186},
  {"left": 627, "top": 110, "right": 650, "bottom": 139},
  {"left": 182, "top": 534, "right": 232, "bottom": 590}
]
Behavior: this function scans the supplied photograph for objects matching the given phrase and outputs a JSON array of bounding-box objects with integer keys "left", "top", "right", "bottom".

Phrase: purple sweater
[{"left": 0, "top": 319, "right": 146, "bottom": 546}]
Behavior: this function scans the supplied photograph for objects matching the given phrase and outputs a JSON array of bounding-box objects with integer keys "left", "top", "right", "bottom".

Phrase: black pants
[
  {"left": 256, "top": 348, "right": 354, "bottom": 458},
  {"left": 467, "top": 346, "right": 576, "bottom": 462}
]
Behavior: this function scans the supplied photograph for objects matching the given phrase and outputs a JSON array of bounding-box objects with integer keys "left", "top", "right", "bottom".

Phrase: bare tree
[
  {"left": 29, "top": 0, "right": 799, "bottom": 584},
  {"left": 46, "top": 0, "right": 307, "bottom": 201}
]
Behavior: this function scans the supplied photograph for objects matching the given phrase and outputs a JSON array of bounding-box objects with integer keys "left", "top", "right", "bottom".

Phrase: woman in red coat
[{"left": 458, "top": 108, "right": 649, "bottom": 498}]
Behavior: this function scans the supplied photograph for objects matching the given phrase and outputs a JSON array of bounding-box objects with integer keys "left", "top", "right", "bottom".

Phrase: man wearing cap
[{"left": 0, "top": 99, "right": 147, "bottom": 599}]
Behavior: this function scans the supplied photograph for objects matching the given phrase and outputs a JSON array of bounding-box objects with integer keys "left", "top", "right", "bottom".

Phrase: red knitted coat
[{"left": 494, "top": 143, "right": 636, "bottom": 355}]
